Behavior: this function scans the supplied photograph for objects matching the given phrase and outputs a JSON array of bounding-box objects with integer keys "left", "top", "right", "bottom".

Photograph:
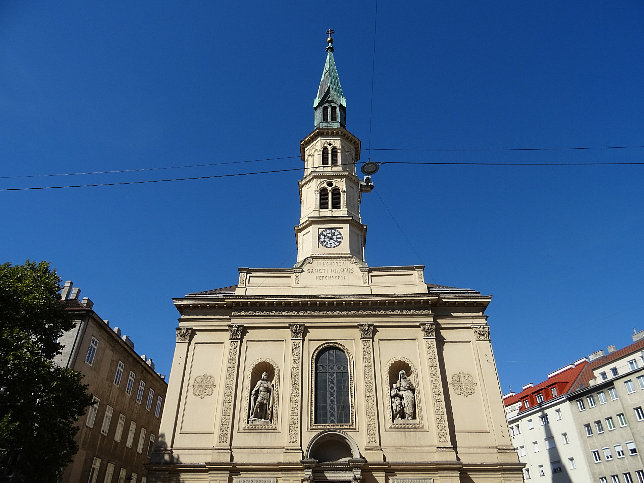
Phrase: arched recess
[
  {"left": 305, "top": 430, "right": 361, "bottom": 463},
  {"left": 385, "top": 357, "right": 423, "bottom": 429},
  {"left": 331, "top": 147, "right": 338, "bottom": 165},
  {"left": 322, "top": 147, "right": 329, "bottom": 166},
  {"left": 310, "top": 342, "right": 355, "bottom": 429},
  {"left": 242, "top": 359, "right": 279, "bottom": 430}
]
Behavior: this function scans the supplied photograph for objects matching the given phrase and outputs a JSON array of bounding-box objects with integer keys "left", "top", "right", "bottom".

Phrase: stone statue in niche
[
  {"left": 391, "top": 370, "right": 416, "bottom": 420},
  {"left": 249, "top": 372, "right": 273, "bottom": 424}
]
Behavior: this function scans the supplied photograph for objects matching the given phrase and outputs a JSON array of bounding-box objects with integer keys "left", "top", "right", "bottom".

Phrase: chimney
[
  {"left": 103, "top": 319, "right": 109, "bottom": 326},
  {"left": 61, "top": 281, "right": 73, "bottom": 300},
  {"left": 69, "top": 287, "right": 81, "bottom": 300},
  {"left": 121, "top": 335, "right": 134, "bottom": 349},
  {"left": 522, "top": 383, "right": 533, "bottom": 390},
  {"left": 113, "top": 326, "right": 122, "bottom": 337},
  {"left": 589, "top": 350, "right": 605, "bottom": 361},
  {"left": 607, "top": 345, "right": 616, "bottom": 354},
  {"left": 80, "top": 297, "right": 94, "bottom": 309},
  {"left": 146, "top": 358, "right": 155, "bottom": 370},
  {"left": 633, "top": 328, "right": 644, "bottom": 342}
]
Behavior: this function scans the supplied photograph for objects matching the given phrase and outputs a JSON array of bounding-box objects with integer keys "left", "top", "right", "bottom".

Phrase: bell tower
[{"left": 295, "top": 30, "right": 373, "bottom": 265}]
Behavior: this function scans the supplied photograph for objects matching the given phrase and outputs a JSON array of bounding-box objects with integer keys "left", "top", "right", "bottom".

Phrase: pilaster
[
  {"left": 358, "top": 323, "right": 383, "bottom": 458},
  {"left": 285, "top": 323, "right": 305, "bottom": 459}
]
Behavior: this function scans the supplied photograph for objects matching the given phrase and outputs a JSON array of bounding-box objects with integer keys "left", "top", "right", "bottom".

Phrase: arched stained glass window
[{"left": 315, "top": 346, "right": 350, "bottom": 424}]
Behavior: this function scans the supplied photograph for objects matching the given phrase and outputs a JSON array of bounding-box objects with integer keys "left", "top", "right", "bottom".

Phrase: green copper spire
[{"left": 313, "top": 29, "right": 346, "bottom": 128}]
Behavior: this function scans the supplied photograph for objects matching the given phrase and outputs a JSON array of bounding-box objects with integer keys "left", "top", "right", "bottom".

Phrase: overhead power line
[
  {"left": 376, "top": 160, "right": 644, "bottom": 167},
  {"left": 371, "top": 144, "right": 644, "bottom": 153},
  {"left": 0, "top": 168, "right": 302, "bottom": 192}
]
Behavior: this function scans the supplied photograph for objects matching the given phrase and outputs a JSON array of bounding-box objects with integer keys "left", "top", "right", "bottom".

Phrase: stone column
[
  {"left": 286, "top": 323, "right": 305, "bottom": 455},
  {"left": 216, "top": 324, "right": 244, "bottom": 447},
  {"left": 358, "top": 323, "right": 380, "bottom": 449},
  {"left": 421, "top": 323, "right": 451, "bottom": 447}
]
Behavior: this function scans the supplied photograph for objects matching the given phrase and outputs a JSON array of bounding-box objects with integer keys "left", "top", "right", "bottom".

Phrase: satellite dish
[{"left": 361, "top": 162, "right": 379, "bottom": 176}]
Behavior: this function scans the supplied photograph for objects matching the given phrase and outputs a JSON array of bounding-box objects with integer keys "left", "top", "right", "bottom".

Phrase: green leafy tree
[{"left": 0, "top": 261, "right": 93, "bottom": 482}]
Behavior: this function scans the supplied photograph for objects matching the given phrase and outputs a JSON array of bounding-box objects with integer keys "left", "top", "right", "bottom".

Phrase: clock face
[{"left": 319, "top": 228, "right": 343, "bottom": 248}]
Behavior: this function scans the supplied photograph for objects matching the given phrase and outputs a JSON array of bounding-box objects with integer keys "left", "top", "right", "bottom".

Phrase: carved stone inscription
[
  {"left": 299, "top": 259, "right": 363, "bottom": 285},
  {"left": 423, "top": 323, "right": 450, "bottom": 445}
]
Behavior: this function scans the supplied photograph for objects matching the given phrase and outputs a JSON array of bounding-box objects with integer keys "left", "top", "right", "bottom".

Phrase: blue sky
[{"left": 2, "top": 1, "right": 644, "bottom": 394}]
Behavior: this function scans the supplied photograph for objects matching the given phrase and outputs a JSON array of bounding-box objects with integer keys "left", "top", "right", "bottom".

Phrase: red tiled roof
[
  {"left": 503, "top": 360, "right": 587, "bottom": 408},
  {"left": 569, "top": 338, "right": 644, "bottom": 392}
]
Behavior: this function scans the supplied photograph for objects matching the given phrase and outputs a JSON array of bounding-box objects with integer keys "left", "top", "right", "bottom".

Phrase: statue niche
[
  {"left": 247, "top": 361, "right": 276, "bottom": 425},
  {"left": 389, "top": 360, "right": 417, "bottom": 422}
]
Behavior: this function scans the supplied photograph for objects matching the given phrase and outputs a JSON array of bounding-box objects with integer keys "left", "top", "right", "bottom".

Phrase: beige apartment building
[
  {"left": 57, "top": 281, "right": 167, "bottom": 483},
  {"left": 148, "top": 34, "right": 522, "bottom": 483}
]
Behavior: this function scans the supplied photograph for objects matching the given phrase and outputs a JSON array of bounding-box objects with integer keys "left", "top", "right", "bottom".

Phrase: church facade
[{"left": 149, "top": 34, "right": 523, "bottom": 483}]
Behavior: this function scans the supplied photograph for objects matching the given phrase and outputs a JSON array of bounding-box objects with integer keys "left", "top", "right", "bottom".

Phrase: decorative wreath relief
[
  {"left": 192, "top": 374, "right": 216, "bottom": 399},
  {"left": 450, "top": 372, "right": 477, "bottom": 397}
]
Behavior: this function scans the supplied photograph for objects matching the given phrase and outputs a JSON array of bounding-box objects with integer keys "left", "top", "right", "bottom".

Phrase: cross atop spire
[{"left": 326, "top": 28, "right": 335, "bottom": 52}]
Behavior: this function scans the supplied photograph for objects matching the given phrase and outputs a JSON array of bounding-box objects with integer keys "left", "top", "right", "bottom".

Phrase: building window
[
  {"left": 555, "top": 409, "right": 562, "bottom": 420},
  {"left": 148, "top": 433, "right": 156, "bottom": 456},
  {"left": 607, "top": 416, "right": 616, "bottom": 430},
  {"left": 527, "top": 418, "right": 534, "bottom": 429},
  {"left": 533, "top": 441, "right": 539, "bottom": 453},
  {"left": 635, "top": 406, "right": 644, "bottom": 421},
  {"left": 612, "top": 367, "right": 619, "bottom": 377},
  {"left": 601, "top": 478, "right": 608, "bottom": 483},
  {"left": 323, "top": 106, "right": 329, "bottom": 122},
  {"left": 629, "top": 359, "right": 639, "bottom": 371},
  {"left": 577, "top": 399, "right": 586, "bottom": 411},
  {"left": 319, "top": 188, "right": 329, "bottom": 209},
  {"left": 331, "top": 187, "right": 341, "bottom": 209},
  {"left": 524, "top": 399, "right": 530, "bottom": 409},
  {"left": 615, "top": 444, "right": 625, "bottom": 458},
  {"left": 118, "top": 468, "right": 127, "bottom": 483},
  {"left": 330, "top": 106, "right": 337, "bottom": 122},
  {"left": 137, "top": 427, "right": 146, "bottom": 454},
  {"left": 545, "top": 436, "right": 554, "bottom": 449},
  {"left": 514, "top": 423, "right": 520, "bottom": 434},
  {"left": 596, "top": 420, "right": 604, "bottom": 433},
  {"left": 626, "top": 380, "right": 636, "bottom": 394},
  {"left": 603, "top": 447, "right": 613, "bottom": 460},
  {"left": 551, "top": 461, "right": 562, "bottom": 473},
  {"left": 331, "top": 147, "right": 338, "bottom": 165},
  {"left": 104, "top": 463, "right": 115, "bottom": 483},
  {"left": 88, "top": 457, "right": 101, "bottom": 483},
  {"left": 588, "top": 395, "right": 597, "bottom": 407},
  {"left": 136, "top": 380, "right": 145, "bottom": 403},
  {"left": 314, "top": 346, "right": 350, "bottom": 424},
  {"left": 126, "top": 371, "right": 135, "bottom": 395},
  {"left": 146, "top": 388, "right": 154, "bottom": 411},
  {"left": 85, "top": 337, "right": 99, "bottom": 365},
  {"left": 551, "top": 387, "right": 558, "bottom": 397},
  {"left": 538, "top": 465, "right": 545, "bottom": 476},
  {"left": 86, "top": 396, "right": 99, "bottom": 428},
  {"left": 568, "top": 457, "right": 575, "bottom": 469},
  {"left": 536, "top": 393, "right": 544, "bottom": 403},
  {"left": 540, "top": 414, "right": 549, "bottom": 425},
  {"left": 601, "top": 371, "right": 608, "bottom": 380},
  {"left": 562, "top": 432, "right": 569, "bottom": 444},
  {"left": 625, "top": 473, "right": 634, "bottom": 483},
  {"left": 155, "top": 396, "right": 163, "bottom": 418},
  {"left": 618, "top": 413, "right": 628, "bottom": 427},
  {"left": 524, "top": 468, "right": 531, "bottom": 480},
  {"left": 637, "top": 375, "right": 644, "bottom": 389},
  {"left": 612, "top": 476, "right": 621, "bottom": 483},
  {"left": 635, "top": 470, "right": 644, "bottom": 483},
  {"left": 627, "top": 441, "right": 638, "bottom": 455},
  {"left": 598, "top": 391, "right": 607, "bottom": 404},
  {"left": 322, "top": 147, "right": 329, "bottom": 165},
  {"left": 592, "top": 449, "right": 601, "bottom": 463},
  {"left": 126, "top": 421, "right": 136, "bottom": 448},
  {"left": 113, "top": 361, "right": 124, "bottom": 386},
  {"left": 114, "top": 413, "right": 126, "bottom": 442},
  {"left": 609, "top": 387, "right": 619, "bottom": 400},
  {"left": 585, "top": 423, "right": 593, "bottom": 436},
  {"left": 131, "top": 473, "right": 137, "bottom": 483},
  {"left": 100, "top": 405, "right": 113, "bottom": 436},
  {"left": 518, "top": 445, "right": 526, "bottom": 456}
]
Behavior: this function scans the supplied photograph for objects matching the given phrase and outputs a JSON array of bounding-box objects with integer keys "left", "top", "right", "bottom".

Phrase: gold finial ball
[{"left": 327, "top": 36, "right": 334, "bottom": 44}]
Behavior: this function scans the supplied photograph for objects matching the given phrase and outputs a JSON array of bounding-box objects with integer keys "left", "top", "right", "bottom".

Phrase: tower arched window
[
  {"left": 323, "top": 106, "right": 329, "bottom": 122},
  {"left": 331, "top": 188, "right": 341, "bottom": 209},
  {"left": 314, "top": 346, "right": 350, "bottom": 424},
  {"left": 331, "top": 106, "right": 337, "bottom": 122},
  {"left": 319, "top": 188, "right": 329, "bottom": 209},
  {"left": 322, "top": 147, "right": 329, "bottom": 166},
  {"left": 331, "top": 147, "right": 338, "bottom": 166}
]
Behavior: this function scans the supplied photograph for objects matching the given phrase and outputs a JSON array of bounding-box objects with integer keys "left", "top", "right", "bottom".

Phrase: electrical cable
[{"left": 376, "top": 160, "right": 644, "bottom": 167}]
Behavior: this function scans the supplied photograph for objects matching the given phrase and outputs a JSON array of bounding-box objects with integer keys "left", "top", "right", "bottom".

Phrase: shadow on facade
[{"left": 538, "top": 407, "right": 572, "bottom": 482}]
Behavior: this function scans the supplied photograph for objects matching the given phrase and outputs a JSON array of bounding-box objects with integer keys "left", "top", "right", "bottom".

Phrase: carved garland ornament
[
  {"left": 217, "top": 325, "right": 243, "bottom": 444},
  {"left": 231, "top": 309, "right": 433, "bottom": 317},
  {"left": 192, "top": 374, "right": 216, "bottom": 399},
  {"left": 422, "top": 323, "right": 450, "bottom": 444},
  {"left": 473, "top": 325, "right": 490, "bottom": 341},
  {"left": 288, "top": 324, "right": 304, "bottom": 444},
  {"left": 176, "top": 327, "right": 194, "bottom": 342},
  {"left": 450, "top": 371, "right": 477, "bottom": 397},
  {"left": 360, "top": 324, "right": 378, "bottom": 444}
]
